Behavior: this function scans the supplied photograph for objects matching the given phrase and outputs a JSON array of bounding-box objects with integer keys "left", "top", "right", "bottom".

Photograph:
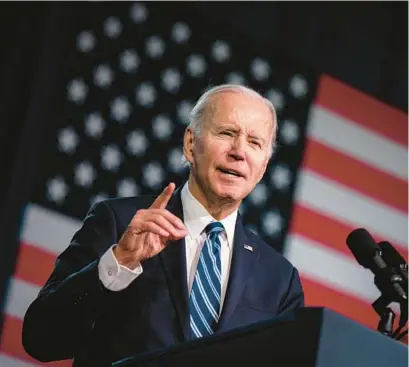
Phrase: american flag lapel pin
[{"left": 244, "top": 244, "right": 253, "bottom": 252}]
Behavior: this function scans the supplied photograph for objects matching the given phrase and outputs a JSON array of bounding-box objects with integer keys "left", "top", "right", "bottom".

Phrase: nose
[{"left": 229, "top": 135, "right": 246, "bottom": 161}]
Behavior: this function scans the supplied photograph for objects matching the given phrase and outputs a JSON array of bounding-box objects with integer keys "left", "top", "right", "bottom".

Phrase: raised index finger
[{"left": 150, "top": 182, "right": 175, "bottom": 209}]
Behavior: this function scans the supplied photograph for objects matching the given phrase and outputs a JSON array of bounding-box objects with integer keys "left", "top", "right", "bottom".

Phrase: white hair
[{"left": 186, "top": 84, "right": 277, "bottom": 158}]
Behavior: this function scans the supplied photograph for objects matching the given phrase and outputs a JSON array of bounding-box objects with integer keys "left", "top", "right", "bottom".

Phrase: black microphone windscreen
[
  {"left": 378, "top": 241, "right": 406, "bottom": 267},
  {"left": 346, "top": 228, "right": 381, "bottom": 268}
]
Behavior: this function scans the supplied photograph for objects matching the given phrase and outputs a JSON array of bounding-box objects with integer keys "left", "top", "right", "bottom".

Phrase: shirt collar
[{"left": 181, "top": 182, "right": 238, "bottom": 248}]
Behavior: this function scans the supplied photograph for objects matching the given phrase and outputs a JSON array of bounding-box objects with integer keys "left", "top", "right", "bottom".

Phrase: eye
[
  {"left": 250, "top": 140, "right": 262, "bottom": 148},
  {"left": 220, "top": 130, "right": 234, "bottom": 137}
]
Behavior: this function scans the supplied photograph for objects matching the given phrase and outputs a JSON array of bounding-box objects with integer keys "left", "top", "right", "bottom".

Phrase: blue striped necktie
[{"left": 189, "top": 221, "right": 224, "bottom": 339}]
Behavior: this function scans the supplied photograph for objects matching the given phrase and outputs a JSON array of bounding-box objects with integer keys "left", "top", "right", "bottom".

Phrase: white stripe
[
  {"left": 21, "top": 203, "right": 81, "bottom": 255},
  {"left": 195, "top": 274, "right": 218, "bottom": 319},
  {"left": 295, "top": 169, "right": 408, "bottom": 248},
  {"left": 309, "top": 106, "right": 408, "bottom": 180},
  {"left": 0, "top": 354, "right": 39, "bottom": 367},
  {"left": 205, "top": 238, "right": 221, "bottom": 280},
  {"left": 285, "top": 234, "right": 400, "bottom": 314},
  {"left": 199, "top": 256, "right": 220, "bottom": 300},
  {"left": 190, "top": 291, "right": 212, "bottom": 334},
  {"left": 4, "top": 278, "right": 40, "bottom": 320}
]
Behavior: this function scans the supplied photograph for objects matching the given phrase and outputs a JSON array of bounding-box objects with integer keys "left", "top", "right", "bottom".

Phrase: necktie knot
[{"left": 205, "top": 221, "right": 224, "bottom": 237}]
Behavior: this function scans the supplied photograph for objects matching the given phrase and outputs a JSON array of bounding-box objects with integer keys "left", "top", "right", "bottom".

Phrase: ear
[{"left": 183, "top": 127, "right": 195, "bottom": 164}]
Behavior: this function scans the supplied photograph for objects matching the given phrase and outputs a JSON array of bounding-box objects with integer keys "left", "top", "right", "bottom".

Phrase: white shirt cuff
[{"left": 98, "top": 245, "right": 143, "bottom": 291}]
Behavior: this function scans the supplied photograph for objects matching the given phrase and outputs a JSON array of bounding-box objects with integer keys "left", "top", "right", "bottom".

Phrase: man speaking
[{"left": 22, "top": 84, "right": 305, "bottom": 366}]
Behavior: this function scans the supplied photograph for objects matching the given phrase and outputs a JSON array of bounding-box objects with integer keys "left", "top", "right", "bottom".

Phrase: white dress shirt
[{"left": 98, "top": 182, "right": 237, "bottom": 312}]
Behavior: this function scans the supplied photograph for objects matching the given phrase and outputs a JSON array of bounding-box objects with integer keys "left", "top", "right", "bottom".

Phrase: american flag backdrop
[{"left": 0, "top": 2, "right": 407, "bottom": 366}]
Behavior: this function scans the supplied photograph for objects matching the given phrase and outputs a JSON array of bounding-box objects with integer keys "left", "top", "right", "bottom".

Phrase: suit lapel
[
  {"left": 218, "top": 215, "right": 259, "bottom": 329},
  {"left": 158, "top": 187, "right": 190, "bottom": 340}
]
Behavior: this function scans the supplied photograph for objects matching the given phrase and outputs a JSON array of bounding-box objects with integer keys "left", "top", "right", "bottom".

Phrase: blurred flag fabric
[{"left": 0, "top": 2, "right": 407, "bottom": 366}]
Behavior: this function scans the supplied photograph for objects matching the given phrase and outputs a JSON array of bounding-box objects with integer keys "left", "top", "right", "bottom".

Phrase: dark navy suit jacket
[{"left": 22, "top": 186, "right": 304, "bottom": 366}]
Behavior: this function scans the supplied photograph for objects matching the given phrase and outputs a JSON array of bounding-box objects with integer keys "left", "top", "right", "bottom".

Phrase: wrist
[{"left": 113, "top": 246, "right": 141, "bottom": 270}]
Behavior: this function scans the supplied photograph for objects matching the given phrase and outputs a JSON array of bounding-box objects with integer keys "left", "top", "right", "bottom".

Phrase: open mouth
[{"left": 217, "top": 168, "right": 244, "bottom": 178}]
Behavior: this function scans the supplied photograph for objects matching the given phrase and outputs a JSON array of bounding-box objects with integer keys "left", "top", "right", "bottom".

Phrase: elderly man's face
[{"left": 184, "top": 91, "right": 275, "bottom": 210}]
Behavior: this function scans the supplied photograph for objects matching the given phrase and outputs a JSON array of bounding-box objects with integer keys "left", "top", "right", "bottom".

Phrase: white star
[
  {"left": 110, "top": 96, "right": 132, "bottom": 122},
  {"left": 90, "top": 192, "right": 108, "bottom": 206},
  {"left": 211, "top": 40, "right": 231, "bottom": 63},
  {"left": 171, "top": 22, "right": 190, "bottom": 44},
  {"left": 261, "top": 211, "right": 283, "bottom": 236},
  {"left": 46, "top": 176, "right": 69, "bottom": 204},
  {"left": 177, "top": 100, "right": 193, "bottom": 125},
  {"left": 270, "top": 164, "right": 291, "bottom": 190},
  {"left": 186, "top": 54, "right": 206, "bottom": 78},
  {"left": 250, "top": 58, "right": 271, "bottom": 81},
  {"left": 248, "top": 182, "right": 267, "bottom": 207},
  {"left": 76, "top": 30, "right": 95, "bottom": 53},
  {"left": 119, "top": 49, "right": 139, "bottom": 73},
  {"left": 85, "top": 112, "right": 105, "bottom": 139},
  {"left": 93, "top": 64, "right": 114, "bottom": 88},
  {"left": 103, "top": 16, "right": 122, "bottom": 39},
  {"left": 161, "top": 68, "right": 181, "bottom": 94},
  {"left": 130, "top": 2, "right": 148, "bottom": 24},
  {"left": 127, "top": 129, "right": 148, "bottom": 156},
  {"left": 74, "top": 161, "right": 95, "bottom": 188},
  {"left": 280, "top": 119, "right": 299, "bottom": 145},
  {"left": 266, "top": 89, "right": 284, "bottom": 111},
  {"left": 152, "top": 114, "right": 173, "bottom": 140},
  {"left": 226, "top": 72, "right": 246, "bottom": 85},
  {"left": 67, "top": 78, "right": 88, "bottom": 104},
  {"left": 168, "top": 147, "right": 184, "bottom": 173},
  {"left": 143, "top": 162, "right": 164, "bottom": 190},
  {"left": 135, "top": 82, "right": 157, "bottom": 107},
  {"left": 289, "top": 74, "right": 308, "bottom": 98},
  {"left": 145, "top": 36, "right": 165, "bottom": 59},
  {"left": 57, "top": 127, "right": 78, "bottom": 154},
  {"left": 101, "top": 145, "right": 123, "bottom": 172},
  {"left": 117, "top": 178, "right": 139, "bottom": 198}
]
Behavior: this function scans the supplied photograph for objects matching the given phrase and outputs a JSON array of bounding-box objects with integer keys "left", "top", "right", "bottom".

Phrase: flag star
[
  {"left": 103, "top": 16, "right": 122, "bottom": 39},
  {"left": 280, "top": 119, "right": 299, "bottom": 145},
  {"left": 76, "top": 30, "right": 95, "bottom": 53},
  {"left": 117, "top": 178, "right": 139, "bottom": 198},
  {"left": 161, "top": 68, "right": 181, "bottom": 94},
  {"left": 57, "top": 127, "right": 78, "bottom": 154},
  {"left": 266, "top": 89, "right": 285, "bottom": 111},
  {"left": 152, "top": 114, "right": 173, "bottom": 140},
  {"left": 101, "top": 145, "right": 123, "bottom": 172},
  {"left": 261, "top": 211, "right": 283, "bottom": 236},
  {"left": 270, "top": 164, "right": 291, "bottom": 190},
  {"left": 186, "top": 54, "right": 206, "bottom": 78},
  {"left": 142, "top": 162, "right": 164, "bottom": 190},
  {"left": 110, "top": 96, "right": 132, "bottom": 122},
  {"left": 74, "top": 161, "right": 95, "bottom": 188},
  {"left": 226, "top": 72, "right": 246, "bottom": 85},
  {"left": 85, "top": 112, "right": 105, "bottom": 139},
  {"left": 289, "top": 74, "right": 308, "bottom": 98},
  {"left": 145, "top": 36, "right": 165, "bottom": 59},
  {"left": 119, "top": 49, "right": 139, "bottom": 73},
  {"left": 177, "top": 100, "right": 193, "bottom": 125},
  {"left": 171, "top": 22, "right": 190, "bottom": 44},
  {"left": 127, "top": 129, "right": 148, "bottom": 156},
  {"left": 90, "top": 192, "right": 108, "bottom": 206},
  {"left": 168, "top": 147, "right": 184, "bottom": 173},
  {"left": 248, "top": 182, "right": 268, "bottom": 207},
  {"left": 93, "top": 64, "right": 114, "bottom": 88},
  {"left": 135, "top": 82, "right": 157, "bottom": 107},
  {"left": 46, "top": 176, "right": 69, "bottom": 204},
  {"left": 250, "top": 58, "right": 271, "bottom": 81},
  {"left": 130, "top": 2, "right": 148, "bottom": 24},
  {"left": 211, "top": 40, "right": 231, "bottom": 63},
  {"left": 67, "top": 78, "right": 88, "bottom": 104}
]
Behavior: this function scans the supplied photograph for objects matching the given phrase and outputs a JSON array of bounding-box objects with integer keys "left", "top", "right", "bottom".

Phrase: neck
[{"left": 187, "top": 175, "right": 240, "bottom": 220}]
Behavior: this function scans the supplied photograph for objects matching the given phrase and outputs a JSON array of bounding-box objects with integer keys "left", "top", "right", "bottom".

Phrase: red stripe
[
  {"left": 303, "top": 138, "right": 408, "bottom": 212},
  {"left": 315, "top": 75, "right": 408, "bottom": 147},
  {"left": 15, "top": 242, "right": 56, "bottom": 287},
  {"left": 290, "top": 204, "right": 408, "bottom": 264},
  {"left": 0, "top": 315, "right": 72, "bottom": 367}
]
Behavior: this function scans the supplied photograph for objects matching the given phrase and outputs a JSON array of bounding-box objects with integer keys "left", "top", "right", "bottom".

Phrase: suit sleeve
[
  {"left": 277, "top": 266, "right": 305, "bottom": 315},
  {"left": 22, "top": 200, "right": 119, "bottom": 362}
]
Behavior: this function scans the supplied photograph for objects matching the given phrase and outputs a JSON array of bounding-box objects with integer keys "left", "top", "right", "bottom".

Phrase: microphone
[
  {"left": 346, "top": 228, "right": 407, "bottom": 313},
  {"left": 378, "top": 241, "right": 408, "bottom": 282}
]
